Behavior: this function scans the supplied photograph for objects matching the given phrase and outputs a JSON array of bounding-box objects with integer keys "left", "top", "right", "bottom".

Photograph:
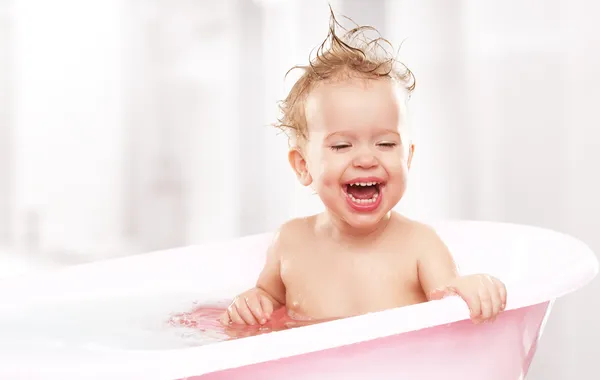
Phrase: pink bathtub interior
[{"left": 0, "top": 220, "right": 596, "bottom": 380}]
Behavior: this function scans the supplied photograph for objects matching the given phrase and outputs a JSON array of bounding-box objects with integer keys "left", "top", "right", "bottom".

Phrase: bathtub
[{"left": 0, "top": 220, "right": 596, "bottom": 380}]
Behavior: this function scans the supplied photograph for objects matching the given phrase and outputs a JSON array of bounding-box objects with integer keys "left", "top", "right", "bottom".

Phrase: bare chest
[{"left": 280, "top": 241, "right": 421, "bottom": 319}]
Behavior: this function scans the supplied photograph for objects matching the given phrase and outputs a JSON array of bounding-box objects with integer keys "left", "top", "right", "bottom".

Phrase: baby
[{"left": 220, "top": 11, "right": 506, "bottom": 327}]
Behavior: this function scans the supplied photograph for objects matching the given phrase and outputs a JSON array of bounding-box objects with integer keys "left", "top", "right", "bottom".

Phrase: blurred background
[{"left": 0, "top": 0, "right": 599, "bottom": 378}]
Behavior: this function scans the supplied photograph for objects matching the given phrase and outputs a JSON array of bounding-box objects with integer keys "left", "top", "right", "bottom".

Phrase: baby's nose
[{"left": 352, "top": 152, "right": 378, "bottom": 168}]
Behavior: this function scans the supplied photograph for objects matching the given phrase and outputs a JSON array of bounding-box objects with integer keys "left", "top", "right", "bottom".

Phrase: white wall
[
  {"left": 0, "top": 2, "right": 14, "bottom": 246},
  {"left": 12, "top": 0, "right": 127, "bottom": 259}
]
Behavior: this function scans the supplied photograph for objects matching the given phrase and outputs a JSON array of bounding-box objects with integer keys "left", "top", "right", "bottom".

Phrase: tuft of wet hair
[{"left": 274, "top": 5, "right": 416, "bottom": 146}]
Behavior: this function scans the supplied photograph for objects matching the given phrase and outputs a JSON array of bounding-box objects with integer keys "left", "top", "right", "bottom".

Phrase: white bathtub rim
[
  {"left": 0, "top": 220, "right": 598, "bottom": 379},
  {"left": 106, "top": 266, "right": 596, "bottom": 378},
  {"left": 0, "top": 298, "right": 558, "bottom": 380},
  {"left": 0, "top": 271, "right": 594, "bottom": 380}
]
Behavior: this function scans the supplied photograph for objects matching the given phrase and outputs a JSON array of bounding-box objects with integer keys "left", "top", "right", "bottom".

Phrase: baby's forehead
[{"left": 304, "top": 78, "right": 409, "bottom": 132}]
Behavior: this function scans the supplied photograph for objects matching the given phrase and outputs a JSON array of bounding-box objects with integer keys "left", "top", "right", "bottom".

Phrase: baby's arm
[
  {"left": 255, "top": 230, "right": 287, "bottom": 309},
  {"left": 415, "top": 224, "right": 507, "bottom": 323},
  {"left": 220, "top": 229, "right": 287, "bottom": 326}
]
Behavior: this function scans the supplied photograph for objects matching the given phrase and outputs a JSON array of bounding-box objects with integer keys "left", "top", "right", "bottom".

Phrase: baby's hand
[
  {"left": 429, "top": 274, "right": 507, "bottom": 324},
  {"left": 219, "top": 287, "right": 275, "bottom": 326}
]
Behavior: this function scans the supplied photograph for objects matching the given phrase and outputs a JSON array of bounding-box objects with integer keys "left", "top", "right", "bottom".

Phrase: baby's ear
[
  {"left": 288, "top": 148, "right": 312, "bottom": 186},
  {"left": 407, "top": 143, "right": 415, "bottom": 169}
]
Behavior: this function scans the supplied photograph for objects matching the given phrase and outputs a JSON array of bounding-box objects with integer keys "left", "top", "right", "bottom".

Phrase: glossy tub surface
[{"left": 0, "top": 221, "right": 596, "bottom": 379}]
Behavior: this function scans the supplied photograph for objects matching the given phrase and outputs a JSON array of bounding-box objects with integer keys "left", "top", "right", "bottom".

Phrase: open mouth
[
  {"left": 342, "top": 179, "right": 384, "bottom": 211},
  {"left": 344, "top": 181, "right": 381, "bottom": 204}
]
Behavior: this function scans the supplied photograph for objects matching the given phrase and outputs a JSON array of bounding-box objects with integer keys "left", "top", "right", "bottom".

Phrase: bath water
[
  {"left": 0, "top": 293, "right": 307, "bottom": 352},
  {"left": 169, "top": 303, "right": 316, "bottom": 340}
]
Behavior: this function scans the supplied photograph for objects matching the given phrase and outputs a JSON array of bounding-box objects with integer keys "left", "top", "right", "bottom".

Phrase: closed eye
[
  {"left": 330, "top": 143, "right": 351, "bottom": 151},
  {"left": 378, "top": 142, "right": 397, "bottom": 148}
]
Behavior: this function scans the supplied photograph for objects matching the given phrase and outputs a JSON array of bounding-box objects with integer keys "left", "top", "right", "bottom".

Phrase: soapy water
[
  {"left": 169, "top": 303, "right": 321, "bottom": 341},
  {"left": 0, "top": 293, "right": 315, "bottom": 352}
]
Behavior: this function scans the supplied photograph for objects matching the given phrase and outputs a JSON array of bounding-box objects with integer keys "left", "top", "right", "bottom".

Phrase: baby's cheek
[
  {"left": 315, "top": 162, "right": 343, "bottom": 187},
  {"left": 386, "top": 161, "right": 408, "bottom": 178},
  {"left": 320, "top": 173, "right": 341, "bottom": 188}
]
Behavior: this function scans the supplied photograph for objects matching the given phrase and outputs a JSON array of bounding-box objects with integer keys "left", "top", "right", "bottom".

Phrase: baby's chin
[
  {"left": 329, "top": 201, "right": 392, "bottom": 232},
  {"left": 342, "top": 211, "right": 391, "bottom": 232},
  {"left": 317, "top": 187, "right": 399, "bottom": 232}
]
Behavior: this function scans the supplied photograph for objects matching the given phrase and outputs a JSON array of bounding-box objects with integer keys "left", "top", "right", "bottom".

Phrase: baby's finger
[
  {"left": 478, "top": 284, "right": 493, "bottom": 322},
  {"left": 234, "top": 298, "right": 258, "bottom": 325},
  {"left": 259, "top": 294, "right": 274, "bottom": 319},
  {"left": 452, "top": 286, "right": 480, "bottom": 321},
  {"left": 485, "top": 276, "right": 501, "bottom": 320},
  {"left": 227, "top": 304, "right": 246, "bottom": 325},
  {"left": 245, "top": 295, "right": 266, "bottom": 324},
  {"left": 492, "top": 277, "right": 507, "bottom": 310},
  {"left": 219, "top": 311, "right": 231, "bottom": 326},
  {"left": 471, "top": 299, "right": 483, "bottom": 322}
]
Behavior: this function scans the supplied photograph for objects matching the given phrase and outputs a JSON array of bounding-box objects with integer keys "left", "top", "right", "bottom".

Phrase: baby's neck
[{"left": 315, "top": 211, "right": 393, "bottom": 245}]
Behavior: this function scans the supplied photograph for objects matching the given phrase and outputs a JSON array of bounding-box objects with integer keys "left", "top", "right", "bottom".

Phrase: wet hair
[{"left": 274, "top": 5, "right": 416, "bottom": 146}]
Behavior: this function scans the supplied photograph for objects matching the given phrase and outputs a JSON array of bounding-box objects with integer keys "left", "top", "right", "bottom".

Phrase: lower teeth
[{"left": 348, "top": 193, "right": 378, "bottom": 204}]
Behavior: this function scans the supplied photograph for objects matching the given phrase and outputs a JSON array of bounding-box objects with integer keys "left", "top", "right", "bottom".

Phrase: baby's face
[{"left": 295, "top": 77, "right": 413, "bottom": 230}]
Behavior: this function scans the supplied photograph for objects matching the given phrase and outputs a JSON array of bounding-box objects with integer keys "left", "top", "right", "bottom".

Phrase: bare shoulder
[
  {"left": 269, "top": 216, "right": 316, "bottom": 255},
  {"left": 390, "top": 213, "right": 453, "bottom": 258},
  {"left": 257, "top": 216, "right": 315, "bottom": 294},
  {"left": 387, "top": 213, "right": 459, "bottom": 295},
  {"left": 388, "top": 212, "right": 434, "bottom": 236},
  {"left": 277, "top": 215, "right": 315, "bottom": 240}
]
